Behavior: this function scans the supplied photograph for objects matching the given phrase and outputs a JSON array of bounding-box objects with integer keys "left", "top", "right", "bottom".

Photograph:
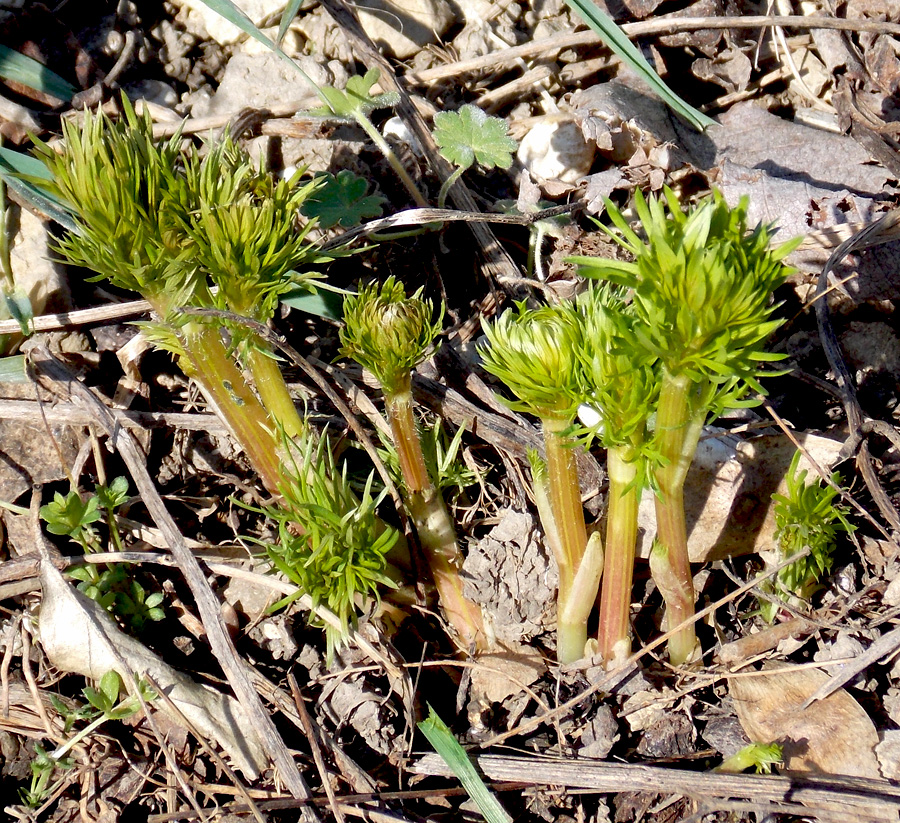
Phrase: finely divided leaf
[{"left": 433, "top": 105, "right": 517, "bottom": 171}]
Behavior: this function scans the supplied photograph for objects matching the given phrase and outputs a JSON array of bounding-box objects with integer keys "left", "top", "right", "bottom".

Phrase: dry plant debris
[{"left": 0, "top": 0, "right": 899, "bottom": 821}]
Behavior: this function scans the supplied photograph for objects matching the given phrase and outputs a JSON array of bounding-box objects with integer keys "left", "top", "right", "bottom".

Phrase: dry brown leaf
[
  {"left": 469, "top": 642, "right": 546, "bottom": 706},
  {"left": 38, "top": 560, "right": 268, "bottom": 777},
  {"left": 730, "top": 667, "right": 880, "bottom": 777}
]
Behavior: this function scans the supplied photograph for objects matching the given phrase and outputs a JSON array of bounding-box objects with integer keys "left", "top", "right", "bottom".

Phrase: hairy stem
[
  {"left": 245, "top": 345, "right": 308, "bottom": 440},
  {"left": 652, "top": 369, "right": 704, "bottom": 665},
  {"left": 178, "top": 322, "right": 283, "bottom": 496},
  {"left": 543, "top": 415, "right": 590, "bottom": 664},
  {"left": 596, "top": 447, "right": 640, "bottom": 664},
  {"left": 437, "top": 165, "right": 466, "bottom": 210},
  {"left": 384, "top": 379, "right": 486, "bottom": 652}
]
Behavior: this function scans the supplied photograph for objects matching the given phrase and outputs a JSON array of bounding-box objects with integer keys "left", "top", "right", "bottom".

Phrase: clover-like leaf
[
  {"left": 300, "top": 170, "right": 385, "bottom": 228},
  {"left": 433, "top": 105, "right": 517, "bottom": 171},
  {"left": 318, "top": 68, "right": 399, "bottom": 118}
]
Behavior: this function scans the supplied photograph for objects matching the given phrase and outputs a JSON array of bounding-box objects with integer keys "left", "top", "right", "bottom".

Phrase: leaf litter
[{"left": 1, "top": 0, "right": 900, "bottom": 821}]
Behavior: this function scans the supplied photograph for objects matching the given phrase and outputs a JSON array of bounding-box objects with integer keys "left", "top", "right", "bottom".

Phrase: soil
[{"left": 1, "top": 0, "right": 900, "bottom": 821}]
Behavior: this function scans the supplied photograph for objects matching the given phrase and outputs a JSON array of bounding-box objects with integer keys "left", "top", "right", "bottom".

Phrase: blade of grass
[
  {"left": 277, "top": 0, "right": 305, "bottom": 46},
  {"left": 562, "top": 0, "right": 716, "bottom": 132},
  {"left": 418, "top": 706, "right": 512, "bottom": 823},
  {"left": 0, "top": 45, "right": 76, "bottom": 102},
  {"left": 0, "top": 147, "right": 77, "bottom": 232},
  {"left": 193, "top": 0, "right": 332, "bottom": 109}
]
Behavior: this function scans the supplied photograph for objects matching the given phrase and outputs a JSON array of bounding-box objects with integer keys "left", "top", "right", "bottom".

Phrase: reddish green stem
[
  {"left": 384, "top": 377, "right": 486, "bottom": 652},
  {"left": 652, "top": 369, "right": 704, "bottom": 665},
  {"left": 177, "top": 321, "right": 283, "bottom": 496},
  {"left": 596, "top": 447, "right": 639, "bottom": 664},
  {"left": 543, "top": 416, "right": 591, "bottom": 664}
]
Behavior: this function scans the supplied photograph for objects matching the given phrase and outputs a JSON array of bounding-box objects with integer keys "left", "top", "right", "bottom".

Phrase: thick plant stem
[
  {"left": 596, "top": 448, "right": 639, "bottom": 664},
  {"left": 652, "top": 370, "right": 704, "bottom": 665},
  {"left": 245, "top": 345, "right": 307, "bottom": 440},
  {"left": 384, "top": 381, "right": 487, "bottom": 652},
  {"left": 543, "top": 416, "right": 590, "bottom": 664},
  {"left": 178, "top": 322, "right": 283, "bottom": 496}
]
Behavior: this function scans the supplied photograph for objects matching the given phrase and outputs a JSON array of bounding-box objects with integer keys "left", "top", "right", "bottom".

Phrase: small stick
[{"left": 288, "top": 672, "right": 347, "bottom": 823}]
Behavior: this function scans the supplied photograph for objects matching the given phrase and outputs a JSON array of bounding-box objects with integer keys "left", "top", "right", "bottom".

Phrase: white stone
[
  {"left": 355, "top": 0, "right": 455, "bottom": 60},
  {"left": 193, "top": 51, "right": 347, "bottom": 118},
  {"left": 517, "top": 115, "right": 595, "bottom": 184},
  {"left": 9, "top": 206, "right": 68, "bottom": 318},
  {"left": 171, "top": 0, "right": 287, "bottom": 46}
]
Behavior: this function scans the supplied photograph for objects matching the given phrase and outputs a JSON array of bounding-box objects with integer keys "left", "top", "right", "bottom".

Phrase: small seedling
[
  {"left": 341, "top": 278, "right": 487, "bottom": 652},
  {"left": 433, "top": 104, "right": 517, "bottom": 208},
  {"left": 759, "top": 451, "right": 854, "bottom": 621},
  {"left": 49, "top": 671, "right": 157, "bottom": 761},
  {"left": 316, "top": 69, "right": 427, "bottom": 208},
  {"left": 258, "top": 435, "right": 400, "bottom": 660},
  {"left": 21, "top": 672, "right": 155, "bottom": 806},
  {"left": 42, "top": 479, "right": 166, "bottom": 630},
  {"left": 18, "top": 744, "right": 73, "bottom": 808},
  {"left": 715, "top": 741, "right": 783, "bottom": 774}
]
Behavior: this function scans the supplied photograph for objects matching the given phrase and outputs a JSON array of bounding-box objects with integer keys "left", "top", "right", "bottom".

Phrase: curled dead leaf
[
  {"left": 38, "top": 561, "right": 268, "bottom": 777},
  {"left": 729, "top": 666, "right": 880, "bottom": 778}
]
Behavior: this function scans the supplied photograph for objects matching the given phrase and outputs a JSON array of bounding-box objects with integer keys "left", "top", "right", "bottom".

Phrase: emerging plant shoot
[
  {"left": 759, "top": 450, "right": 854, "bottom": 622},
  {"left": 481, "top": 302, "right": 603, "bottom": 664},
  {"left": 340, "top": 278, "right": 487, "bottom": 652},
  {"left": 574, "top": 189, "right": 796, "bottom": 664},
  {"left": 576, "top": 284, "right": 658, "bottom": 663}
]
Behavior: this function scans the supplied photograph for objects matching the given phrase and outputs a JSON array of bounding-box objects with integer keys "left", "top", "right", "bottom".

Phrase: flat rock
[
  {"left": 354, "top": 0, "right": 455, "bottom": 59},
  {"left": 637, "top": 431, "right": 845, "bottom": 563},
  {"left": 192, "top": 51, "right": 347, "bottom": 117},
  {"left": 171, "top": 0, "right": 286, "bottom": 45}
]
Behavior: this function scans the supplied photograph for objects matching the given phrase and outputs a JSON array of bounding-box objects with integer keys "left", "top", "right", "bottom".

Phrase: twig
[
  {"left": 26, "top": 344, "right": 320, "bottom": 817},
  {"left": 405, "top": 16, "right": 900, "bottom": 85},
  {"left": 813, "top": 209, "right": 900, "bottom": 536},
  {"left": 0, "top": 298, "right": 153, "bottom": 336},
  {"left": 288, "top": 672, "right": 347, "bottom": 823},
  {"left": 480, "top": 547, "right": 811, "bottom": 747},
  {"left": 411, "top": 752, "right": 900, "bottom": 819},
  {"left": 145, "top": 673, "right": 263, "bottom": 823},
  {"left": 800, "top": 622, "right": 900, "bottom": 709}
]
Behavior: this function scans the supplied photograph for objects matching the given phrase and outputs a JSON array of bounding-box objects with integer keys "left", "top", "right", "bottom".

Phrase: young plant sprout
[
  {"left": 573, "top": 189, "right": 797, "bottom": 664},
  {"left": 31, "top": 100, "right": 327, "bottom": 494},
  {"left": 577, "top": 284, "right": 658, "bottom": 663},
  {"left": 340, "top": 278, "right": 487, "bottom": 652},
  {"left": 260, "top": 435, "right": 400, "bottom": 660},
  {"left": 480, "top": 302, "right": 603, "bottom": 664},
  {"left": 758, "top": 451, "right": 854, "bottom": 622},
  {"left": 433, "top": 104, "right": 517, "bottom": 209}
]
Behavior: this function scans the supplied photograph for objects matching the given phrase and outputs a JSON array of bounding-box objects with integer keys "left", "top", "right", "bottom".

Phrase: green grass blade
[
  {"left": 0, "top": 354, "right": 27, "bottom": 382},
  {"left": 280, "top": 284, "right": 344, "bottom": 320},
  {"left": 0, "top": 147, "right": 77, "bottom": 232},
  {"left": 0, "top": 45, "right": 76, "bottom": 102},
  {"left": 277, "top": 0, "right": 305, "bottom": 46},
  {"left": 193, "top": 0, "right": 332, "bottom": 109},
  {"left": 563, "top": 0, "right": 715, "bottom": 132},
  {"left": 418, "top": 706, "right": 512, "bottom": 823}
]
